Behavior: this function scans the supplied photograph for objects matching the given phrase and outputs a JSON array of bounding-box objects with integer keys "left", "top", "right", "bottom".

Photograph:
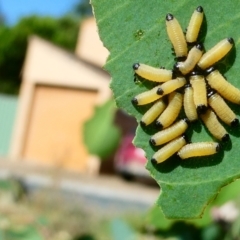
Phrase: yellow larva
[
  {"left": 174, "top": 43, "right": 203, "bottom": 75},
  {"left": 197, "top": 38, "right": 234, "bottom": 70},
  {"left": 151, "top": 135, "right": 187, "bottom": 164},
  {"left": 208, "top": 89, "right": 239, "bottom": 127},
  {"left": 189, "top": 72, "right": 207, "bottom": 113},
  {"left": 166, "top": 13, "right": 188, "bottom": 60},
  {"left": 156, "top": 77, "right": 186, "bottom": 95},
  {"left": 150, "top": 119, "right": 189, "bottom": 146},
  {"left": 178, "top": 142, "right": 220, "bottom": 159},
  {"left": 140, "top": 99, "right": 166, "bottom": 126},
  {"left": 156, "top": 92, "right": 183, "bottom": 128},
  {"left": 183, "top": 84, "right": 198, "bottom": 122},
  {"left": 186, "top": 6, "right": 204, "bottom": 44},
  {"left": 132, "top": 85, "right": 162, "bottom": 105},
  {"left": 133, "top": 63, "right": 173, "bottom": 82},
  {"left": 206, "top": 67, "right": 240, "bottom": 105},
  {"left": 200, "top": 109, "right": 229, "bottom": 142}
]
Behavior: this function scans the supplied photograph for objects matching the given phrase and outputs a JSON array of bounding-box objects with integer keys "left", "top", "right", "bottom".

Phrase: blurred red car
[{"left": 114, "top": 134, "right": 149, "bottom": 180}]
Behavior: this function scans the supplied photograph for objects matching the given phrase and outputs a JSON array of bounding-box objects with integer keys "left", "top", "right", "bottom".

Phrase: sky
[{"left": 1, "top": 0, "right": 80, "bottom": 25}]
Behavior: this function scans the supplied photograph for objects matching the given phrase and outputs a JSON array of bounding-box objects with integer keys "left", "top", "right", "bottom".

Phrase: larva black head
[
  {"left": 149, "top": 138, "right": 156, "bottom": 146},
  {"left": 189, "top": 70, "right": 202, "bottom": 76},
  {"left": 182, "top": 134, "right": 189, "bottom": 143},
  {"left": 196, "top": 43, "right": 203, "bottom": 51},
  {"left": 151, "top": 158, "right": 157, "bottom": 165},
  {"left": 131, "top": 97, "right": 138, "bottom": 105},
  {"left": 205, "top": 66, "right": 216, "bottom": 75},
  {"left": 184, "top": 83, "right": 192, "bottom": 89},
  {"left": 156, "top": 88, "right": 164, "bottom": 95},
  {"left": 166, "top": 13, "right": 174, "bottom": 21},
  {"left": 133, "top": 63, "right": 140, "bottom": 70},
  {"left": 196, "top": 6, "right": 203, "bottom": 12},
  {"left": 173, "top": 63, "right": 185, "bottom": 77},
  {"left": 155, "top": 121, "right": 163, "bottom": 129},
  {"left": 140, "top": 120, "right": 146, "bottom": 127},
  {"left": 207, "top": 88, "right": 216, "bottom": 98},
  {"left": 216, "top": 143, "right": 221, "bottom": 153},
  {"left": 197, "top": 104, "right": 207, "bottom": 114},
  {"left": 183, "top": 118, "right": 190, "bottom": 125},
  {"left": 173, "top": 62, "right": 180, "bottom": 71},
  {"left": 231, "top": 118, "right": 240, "bottom": 127},
  {"left": 221, "top": 133, "right": 230, "bottom": 142},
  {"left": 227, "top": 37, "right": 234, "bottom": 45}
]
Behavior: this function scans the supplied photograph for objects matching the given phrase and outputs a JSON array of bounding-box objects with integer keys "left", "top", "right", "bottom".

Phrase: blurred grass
[
  {"left": 0, "top": 178, "right": 159, "bottom": 240},
  {"left": 0, "top": 178, "right": 112, "bottom": 239}
]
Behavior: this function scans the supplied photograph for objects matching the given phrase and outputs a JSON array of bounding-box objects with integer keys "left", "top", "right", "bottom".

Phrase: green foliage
[
  {"left": 0, "top": 178, "right": 111, "bottom": 239},
  {"left": 91, "top": 0, "right": 240, "bottom": 219},
  {"left": 0, "top": 15, "right": 79, "bottom": 94},
  {"left": 73, "top": 0, "right": 93, "bottom": 17},
  {"left": 83, "top": 99, "right": 121, "bottom": 159},
  {"left": 3, "top": 227, "right": 43, "bottom": 240}
]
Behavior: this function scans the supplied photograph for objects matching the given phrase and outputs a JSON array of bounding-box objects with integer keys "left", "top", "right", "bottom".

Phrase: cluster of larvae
[{"left": 132, "top": 6, "right": 240, "bottom": 164}]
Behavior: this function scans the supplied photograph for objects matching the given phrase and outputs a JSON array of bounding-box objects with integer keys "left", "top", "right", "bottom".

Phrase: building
[{"left": 9, "top": 18, "right": 112, "bottom": 174}]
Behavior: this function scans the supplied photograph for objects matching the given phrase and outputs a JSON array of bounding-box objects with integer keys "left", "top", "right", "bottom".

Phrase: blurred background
[{"left": 0, "top": 0, "right": 239, "bottom": 239}]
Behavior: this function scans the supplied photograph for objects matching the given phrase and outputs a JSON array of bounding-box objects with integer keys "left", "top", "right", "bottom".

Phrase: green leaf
[
  {"left": 83, "top": 99, "right": 121, "bottom": 159},
  {"left": 91, "top": 0, "right": 240, "bottom": 218},
  {"left": 145, "top": 179, "right": 240, "bottom": 230}
]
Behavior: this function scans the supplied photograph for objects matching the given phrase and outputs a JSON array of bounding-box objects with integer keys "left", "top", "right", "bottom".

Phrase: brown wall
[{"left": 22, "top": 84, "right": 98, "bottom": 172}]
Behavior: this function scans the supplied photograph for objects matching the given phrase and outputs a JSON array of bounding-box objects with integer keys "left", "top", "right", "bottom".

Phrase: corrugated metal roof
[{"left": 0, "top": 94, "right": 18, "bottom": 156}]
